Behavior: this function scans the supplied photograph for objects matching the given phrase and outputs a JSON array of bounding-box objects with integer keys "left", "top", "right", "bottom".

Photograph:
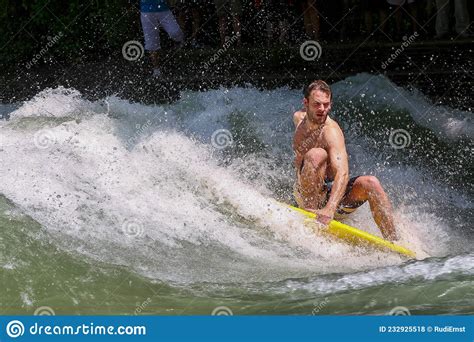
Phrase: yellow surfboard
[{"left": 285, "top": 204, "right": 416, "bottom": 258}]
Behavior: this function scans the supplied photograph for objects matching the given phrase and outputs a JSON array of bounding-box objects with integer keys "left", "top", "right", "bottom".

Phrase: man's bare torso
[{"left": 293, "top": 111, "right": 344, "bottom": 181}]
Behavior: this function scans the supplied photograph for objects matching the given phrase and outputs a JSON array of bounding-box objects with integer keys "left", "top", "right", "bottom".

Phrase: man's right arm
[{"left": 322, "top": 126, "right": 349, "bottom": 214}]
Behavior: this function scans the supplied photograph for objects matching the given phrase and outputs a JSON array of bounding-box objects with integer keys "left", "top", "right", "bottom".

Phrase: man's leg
[
  {"left": 158, "top": 10, "right": 185, "bottom": 44},
  {"left": 230, "top": 0, "right": 242, "bottom": 45},
  {"left": 297, "top": 148, "right": 328, "bottom": 210},
  {"left": 407, "top": 1, "right": 418, "bottom": 33},
  {"left": 307, "top": 0, "right": 320, "bottom": 40},
  {"left": 453, "top": 0, "right": 470, "bottom": 34},
  {"left": 218, "top": 16, "right": 227, "bottom": 45},
  {"left": 435, "top": 0, "right": 450, "bottom": 37},
  {"left": 150, "top": 51, "right": 160, "bottom": 70},
  {"left": 279, "top": 18, "right": 289, "bottom": 44},
  {"left": 394, "top": 6, "right": 402, "bottom": 36},
  {"left": 177, "top": 3, "right": 186, "bottom": 34},
  {"left": 379, "top": 8, "right": 388, "bottom": 35},
  {"left": 191, "top": 7, "right": 202, "bottom": 41},
  {"left": 340, "top": 175, "right": 398, "bottom": 241},
  {"left": 302, "top": 0, "right": 320, "bottom": 40},
  {"left": 231, "top": 15, "right": 242, "bottom": 45},
  {"left": 140, "top": 12, "right": 162, "bottom": 76}
]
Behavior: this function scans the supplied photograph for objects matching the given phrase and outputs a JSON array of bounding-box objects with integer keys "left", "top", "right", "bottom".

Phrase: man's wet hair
[{"left": 304, "top": 80, "right": 332, "bottom": 100}]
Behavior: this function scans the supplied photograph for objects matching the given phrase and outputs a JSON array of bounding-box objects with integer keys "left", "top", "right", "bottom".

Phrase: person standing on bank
[
  {"left": 213, "top": 0, "right": 243, "bottom": 47},
  {"left": 435, "top": 0, "right": 472, "bottom": 39},
  {"left": 140, "top": 0, "right": 184, "bottom": 77}
]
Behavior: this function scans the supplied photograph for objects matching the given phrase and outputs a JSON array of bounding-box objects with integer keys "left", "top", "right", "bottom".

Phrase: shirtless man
[{"left": 293, "top": 80, "right": 399, "bottom": 241}]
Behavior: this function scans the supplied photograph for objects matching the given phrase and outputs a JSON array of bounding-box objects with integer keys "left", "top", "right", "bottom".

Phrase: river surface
[{"left": 1, "top": 73, "right": 473, "bottom": 315}]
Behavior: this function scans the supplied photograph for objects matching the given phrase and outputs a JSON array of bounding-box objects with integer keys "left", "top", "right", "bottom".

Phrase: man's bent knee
[
  {"left": 304, "top": 148, "right": 328, "bottom": 169},
  {"left": 360, "top": 175, "right": 383, "bottom": 193}
]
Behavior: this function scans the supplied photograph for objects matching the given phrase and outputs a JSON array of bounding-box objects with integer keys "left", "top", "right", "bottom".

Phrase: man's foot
[{"left": 152, "top": 68, "right": 161, "bottom": 78}]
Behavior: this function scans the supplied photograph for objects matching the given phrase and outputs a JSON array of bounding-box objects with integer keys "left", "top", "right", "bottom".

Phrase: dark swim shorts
[
  {"left": 324, "top": 176, "right": 366, "bottom": 215},
  {"left": 293, "top": 174, "right": 367, "bottom": 216}
]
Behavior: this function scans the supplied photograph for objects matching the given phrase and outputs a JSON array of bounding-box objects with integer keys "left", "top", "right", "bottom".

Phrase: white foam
[
  {"left": 333, "top": 73, "right": 473, "bottom": 141},
  {"left": 0, "top": 79, "right": 470, "bottom": 284},
  {"left": 245, "top": 252, "right": 474, "bottom": 296},
  {"left": 9, "top": 87, "right": 98, "bottom": 119}
]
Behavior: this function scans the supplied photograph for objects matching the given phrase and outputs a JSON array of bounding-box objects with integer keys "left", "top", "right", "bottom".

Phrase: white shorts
[{"left": 140, "top": 11, "right": 184, "bottom": 51}]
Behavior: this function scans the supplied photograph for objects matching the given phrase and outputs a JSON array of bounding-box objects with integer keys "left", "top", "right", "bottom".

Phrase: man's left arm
[{"left": 317, "top": 127, "right": 349, "bottom": 223}]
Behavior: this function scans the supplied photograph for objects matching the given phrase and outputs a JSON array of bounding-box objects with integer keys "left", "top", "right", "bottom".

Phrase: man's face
[{"left": 304, "top": 90, "right": 331, "bottom": 125}]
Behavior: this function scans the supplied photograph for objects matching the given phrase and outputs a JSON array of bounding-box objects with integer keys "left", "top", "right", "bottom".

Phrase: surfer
[{"left": 293, "top": 80, "right": 399, "bottom": 241}]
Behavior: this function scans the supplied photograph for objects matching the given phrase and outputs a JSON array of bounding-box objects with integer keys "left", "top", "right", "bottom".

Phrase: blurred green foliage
[{"left": 0, "top": 0, "right": 141, "bottom": 65}]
